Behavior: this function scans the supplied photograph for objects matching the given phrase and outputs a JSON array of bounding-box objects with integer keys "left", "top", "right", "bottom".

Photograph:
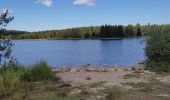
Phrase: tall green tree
[
  {"left": 0, "top": 9, "right": 15, "bottom": 66},
  {"left": 145, "top": 29, "right": 170, "bottom": 71},
  {"left": 137, "top": 27, "right": 142, "bottom": 36},
  {"left": 117, "top": 25, "right": 125, "bottom": 37}
]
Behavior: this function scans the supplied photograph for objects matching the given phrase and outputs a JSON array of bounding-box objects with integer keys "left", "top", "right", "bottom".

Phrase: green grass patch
[
  {"left": 23, "top": 61, "right": 53, "bottom": 82},
  {"left": 0, "top": 61, "right": 53, "bottom": 99}
]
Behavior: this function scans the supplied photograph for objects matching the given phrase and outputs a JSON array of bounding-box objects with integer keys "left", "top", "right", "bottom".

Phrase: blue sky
[{"left": 0, "top": 0, "right": 170, "bottom": 32}]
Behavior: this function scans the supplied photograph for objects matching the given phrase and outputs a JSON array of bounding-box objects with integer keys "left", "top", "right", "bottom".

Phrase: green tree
[
  {"left": 0, "top": 9, "right": 15, "bottom": 66},
  {"left": 117, "top": 25, "right": 125, "bottom": 37},
  {"left": 125, "top": 25, "right": 134, "bottom": 36},
  {"left": 84, "top": 33, "right": 90, "bottom": 38},
  {"left": 92, "top": 32, "right": 96, "bottom": 38},
  {"left": 137, "top": 27, "right": 142, "bottom": 36},
  {"left": 145, "top": 29, "right": 170, "bottom": 72}
]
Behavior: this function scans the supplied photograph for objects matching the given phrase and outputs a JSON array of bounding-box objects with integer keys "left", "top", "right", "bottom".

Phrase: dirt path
[
  {"left": 58, "top": 71, "right": 152, "bottom": 86},
  {"left": 56, "top": 70, "right": 170, "bottom": 100}
]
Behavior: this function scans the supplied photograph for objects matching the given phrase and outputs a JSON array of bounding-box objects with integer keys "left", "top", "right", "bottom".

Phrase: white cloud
[
  {"left": 38, "top": 0, "right": 53, "bottom": 7},
  {"left": 36, "top": 0, "right": 96, "bottom": 7},
  {"left": 73, "top": 0, "right": 96, "bottom": 6}
]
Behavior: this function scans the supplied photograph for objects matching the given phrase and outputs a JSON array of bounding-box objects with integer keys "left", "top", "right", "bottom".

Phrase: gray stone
[
  {"left": 85, "top": 67, "right": 97, "bottom": 72},
  {"left": 70, "top": 68, "right": 81, "bottom": 72}
]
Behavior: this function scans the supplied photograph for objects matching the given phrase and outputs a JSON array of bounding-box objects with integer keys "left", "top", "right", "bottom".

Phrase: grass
[
  {"left": 121, "top": 78, "right": 170, "bottom": 100},
  {"left": 0, "top": 61, "right": 90, "bottom": 100},
  {"left": 23, "top": 61, "right": 53, "bottom": 82},
  {"left": 0, "top": 61, "right": 53, "bottom": 99},
  {"left": 0, "top": 61, "right": 170, "bottom": 100},
  {"left": 105, "top": 86, "right": 125, "bottom": 100}
]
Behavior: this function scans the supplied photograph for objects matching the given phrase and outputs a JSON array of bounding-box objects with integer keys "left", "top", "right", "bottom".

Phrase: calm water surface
[{"left": 12, "top": 38, "right": 146, "bottom": 67}]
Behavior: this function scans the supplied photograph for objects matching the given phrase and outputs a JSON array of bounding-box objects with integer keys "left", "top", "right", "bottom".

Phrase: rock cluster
[{"left": 52, "top": 64, "right": 147, "bottom": 73}]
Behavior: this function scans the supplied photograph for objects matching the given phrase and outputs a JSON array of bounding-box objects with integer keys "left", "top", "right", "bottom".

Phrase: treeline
[
  {"left": 0, "top": 30, "right": 29, "bottom": 39},
  {"left": 1, "top": 24, "right": 170, "bottom": 39},
  {"left": 99, "top": 25, "right": 142, "bottom": 38}
]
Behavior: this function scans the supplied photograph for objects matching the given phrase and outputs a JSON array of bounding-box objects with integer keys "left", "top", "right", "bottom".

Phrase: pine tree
[
  {"left": 0, "top": 9, "right": 15, "bottom": 66},
  {"left": 137, "top": 27, "right": 142, "bottom": 36}
]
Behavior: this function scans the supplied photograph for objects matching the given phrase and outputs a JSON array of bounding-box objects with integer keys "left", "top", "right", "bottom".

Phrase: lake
[{"left": 12, "top": 37, "right": 146, "bottom": 67}]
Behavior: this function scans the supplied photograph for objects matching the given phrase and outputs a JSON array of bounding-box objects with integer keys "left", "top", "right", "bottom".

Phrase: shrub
[
  {"left": 145, "top": 30, "right": 170, "bottom": 72},
  {"left": 147, "top": 61, "right": 170, "bottom": 72},
  {"left": 105, "top": 87, "right": 125, "bottom": 100},
  {"left": 0, "top": 63, "right": 25, "bottom": 98},
  {"left": 23, "top": 61, "right": 53, "bottom": 82},
  {"left": 0, "top": 61, "right": 53, "bottom": 98}
]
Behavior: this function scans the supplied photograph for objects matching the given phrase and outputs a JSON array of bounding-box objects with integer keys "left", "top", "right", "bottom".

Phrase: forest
[{"left": 1, "top": 24, "right": 170, "bottom": 40}]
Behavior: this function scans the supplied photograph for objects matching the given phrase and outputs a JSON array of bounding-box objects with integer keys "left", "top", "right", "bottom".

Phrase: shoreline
[
  {"left": 10, "top": 36, "right": 145, "bottom": 41},
  {"left": 52, "top": 63, "right": 147, "bottom": 73}
]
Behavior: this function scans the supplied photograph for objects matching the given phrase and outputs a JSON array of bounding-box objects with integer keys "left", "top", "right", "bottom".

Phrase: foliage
[
  {"left": 147, "top": 61, "right": 170, "bottom": 72},
  {"left": 137, "top": 27, "right": 142, "bottom": 36},
  {"left": 0, "top": 9, "right": 14, "bottom": 28},
  {"left": 0, "top": 9, "right": 16, "bottom": 66},
  {"left": 3, "top": 24, "right": 170, "bottom": 40},
  {"left": 0, "top": 23, "right": 154, "bottom": 39},
  {"left": 145, "top": 28, "right": 170, "bottom": 72},
  {"left": 0, "top": 9, "right": 54, "bottom": 99},
  {"left": 0, "top": 61, "right": 53, "bottom": 98},
  {"left": 23, "top": 61, "right": 53, "bottom": 82},
  {"left": 0, "top": 63, "right": 25, "bottom": 98},
  {"left": 100, "top": 25, "right": 125, "bottom": 38}
]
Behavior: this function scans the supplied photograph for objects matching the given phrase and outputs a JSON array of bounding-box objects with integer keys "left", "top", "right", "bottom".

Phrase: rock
[
  {"left": 130, "top": 64, "right": 147, "bottom": 71},
  {"left": 113, "top": 66, "right": 124, "bottom": 72},
  {"left": 106, "top": 68, "right": 116, "bottom": 72},
  {"left": 136, "top": 64, "right": 146, "bottom": 71},
  {"left": 96, "top": 68, "right": 107, "bottom": 72},
  {"left": 82, "top": 64, "right": 90, "bottom": 68},
  {"left": 61, "top": 67, "right": 70, "bottom": 72},
  {"left": 126, "top": 67, "right": 133, "bottom": 71},
  {"left": 70, "top": 68, "right": 81, "bottom": 72},
  {"left": 95, "top": 68, "right": 114, "bottom": 72},
  {"left": 85, "top": 67, "right": 97, "bottom": 72},
  {"left": 96, "top": 96, "right": 102, "bottom": 99},
  {"left": 86, "top": 76, "right": 92, "bottom": 80},
  {"left": 156, "top": 94, "right": 170, "bottom": 97},
  {"left": 138, "top": 60, "right": 146, "bottom": 64},
  {"left": 131, "top": 67, "right": 136, "bottom": 70},
  {"left": 69, "top": 89, "right": 82, "bottom": 95},
  {"left": 116, "top": 68, "right": 124, "bottom": 72},
  {"left": 102, "top": 68, "right": 107, "bottom": 72},
  {"left": 95, "top": 68, "right": 102, "bottom": 72}
]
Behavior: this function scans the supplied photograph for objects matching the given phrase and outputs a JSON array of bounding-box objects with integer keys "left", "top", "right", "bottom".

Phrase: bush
[
  {"left": 23, "top": 61, "right": 53, "bottom": 82},
  {"left": 147, "top": 61, "right": 170, "bottom": 72},
  {"left": 105, "top": 87, "right": 125, "bottom": 100},
  {"left": 0, "top": 61, "right": 53, "bottom": 98},
  {"left": 0, "top": 63, "right": 25, "bottom": 98},
  {"left": 145, "top": 30, "right": 170, "bottom": 72}
]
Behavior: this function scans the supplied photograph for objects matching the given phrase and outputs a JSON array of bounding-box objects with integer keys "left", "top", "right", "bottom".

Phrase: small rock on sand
[
  {"left": 70, "top": 68, "right": 81, "bottom": 72},
  {"left": 61, "top": 67, "right": 70, "bottom": 72}
]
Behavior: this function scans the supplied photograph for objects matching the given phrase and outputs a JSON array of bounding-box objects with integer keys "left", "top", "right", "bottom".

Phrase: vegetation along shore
[
  {"left": 1, "top": 24, "right": 170, "bottom": 40},
  {"left": 0, "top": 8, "right": 170, "bottom": 100}
]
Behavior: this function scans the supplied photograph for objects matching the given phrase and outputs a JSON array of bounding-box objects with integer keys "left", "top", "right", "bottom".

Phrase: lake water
[{"left": 12, "top": 38, "right": 146, "bottom": 67}]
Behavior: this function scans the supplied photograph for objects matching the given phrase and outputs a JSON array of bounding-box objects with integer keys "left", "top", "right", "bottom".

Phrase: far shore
[{"left": 10, "top": 36, "right": 145, "bottom": 41}]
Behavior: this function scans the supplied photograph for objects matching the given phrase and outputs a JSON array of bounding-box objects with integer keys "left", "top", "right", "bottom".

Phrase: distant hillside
[{"left": 1, "top": 24, "right": 170, "bottom": 40}]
